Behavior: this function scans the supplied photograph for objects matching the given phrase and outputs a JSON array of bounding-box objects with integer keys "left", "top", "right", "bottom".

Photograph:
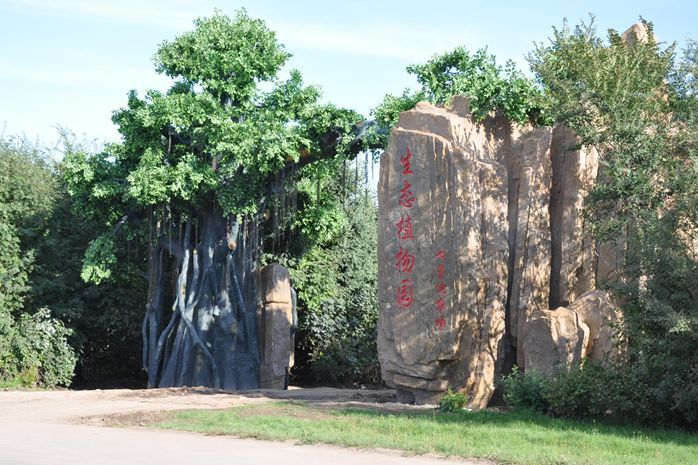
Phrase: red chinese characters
[
  {"left": 395, "top": 147, "right": 416, "bottom": 309},
  {"left": 434, "top": 316, "right": 446, "bottom": 329},
  {"left": 434, "top": 249, "right": 447, "bottom": 330},
  {"left": 399, "top": 180, "right": 416, "bottom": 208},
  {"left": 394, "top": 247, "right": 415, "bottom": 273},
  {"left": 397, "top": 279, "right": 414, "bottom": 308},
  {"left": 400, "top": 147, "right": 413, "bottom": 175},
  {"left": 395, "top": 214, "right": 414, "bottom": 241},
  {"left": 435, "top": 298, "right": 445, "bottom": 312}
]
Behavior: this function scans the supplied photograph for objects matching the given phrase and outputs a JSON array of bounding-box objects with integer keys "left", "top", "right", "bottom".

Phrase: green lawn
[{"left": 151, "top": 402, "right": 698, "bottom": 465}]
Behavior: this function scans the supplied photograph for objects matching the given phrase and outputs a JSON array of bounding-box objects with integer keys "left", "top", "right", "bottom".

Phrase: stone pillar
[
  {"left": 258, "top": 264, "right": 295, "bottom": 389},
  {"left": 377, "top": 102, "right": 509, "bottom": 407}
]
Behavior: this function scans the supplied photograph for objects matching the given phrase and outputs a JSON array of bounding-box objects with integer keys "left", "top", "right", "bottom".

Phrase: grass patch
[{"left": 152, "top": 402, "right": 698, "bottom": 465}]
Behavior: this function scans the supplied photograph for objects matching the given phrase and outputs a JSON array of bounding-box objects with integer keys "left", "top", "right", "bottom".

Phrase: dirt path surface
[{"left": 0, "top": 388, "right": 487, "bottom": 465}]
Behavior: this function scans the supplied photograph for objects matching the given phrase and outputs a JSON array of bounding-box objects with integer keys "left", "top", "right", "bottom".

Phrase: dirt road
[{"left": 0, "top": 388, "right": 486, "bottom": 465}]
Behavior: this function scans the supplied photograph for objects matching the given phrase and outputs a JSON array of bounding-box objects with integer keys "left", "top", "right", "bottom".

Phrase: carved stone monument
[{"left": 377, "top": 98, "right": 619, "bottom": 407}]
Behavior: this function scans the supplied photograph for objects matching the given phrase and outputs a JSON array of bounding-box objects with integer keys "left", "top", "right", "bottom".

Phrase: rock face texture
[
  {"left": 522, "top": 307, "right": 589, "bottom": 379},
  {"left": 377, "top": 101, "right": 509, "bottom": 406},
  {"left": 549, "top": 126, "right": 599, "bottom": 309},
  {"left": 378, "top": 99, "right": 617, "bottom": 406},
  {"left": 523, "top": 290, "right": 624, "bottom": 377},
  {"left": 568, "top": 290, "right": 624, "bottom": 362},
  {"left": 258, "top": 264, "right": 295, "bottom": 389}
]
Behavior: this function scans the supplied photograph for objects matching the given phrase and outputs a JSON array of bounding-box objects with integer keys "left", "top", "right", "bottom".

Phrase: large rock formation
[
  {"left": 523, "top": 290, "right": 624, "bottom": 377},
  {"left": 378, "top": 99, "right": 614, "bottom": 406},
  {"left": 377, "top": 100, "right": 509, "bottom": 405}
]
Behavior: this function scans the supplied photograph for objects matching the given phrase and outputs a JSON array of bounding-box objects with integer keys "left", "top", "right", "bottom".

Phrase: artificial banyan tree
[
  {"left": 66, "top": 10, "right": 373, "bottom": 389},
  {"left": 141, "top": 209, "right": 261, "bottom": 388}
]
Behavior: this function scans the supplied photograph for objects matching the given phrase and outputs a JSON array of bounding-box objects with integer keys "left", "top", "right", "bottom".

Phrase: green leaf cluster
[
  {"left": 438, "top": 389, "right": 468, "bottom": 412},
  {"left": 369, "top": 46, "right": 548, "bottom": 147}
]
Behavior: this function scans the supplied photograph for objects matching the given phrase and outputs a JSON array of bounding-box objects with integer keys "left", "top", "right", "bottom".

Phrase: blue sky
[{"left": 1, "top": 0, "right": 697, "bottom": 151}]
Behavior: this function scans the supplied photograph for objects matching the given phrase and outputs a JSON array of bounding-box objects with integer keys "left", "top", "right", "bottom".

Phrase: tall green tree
[
  {"left": 65, "top": 10, "right": 366, "bottom": 389},
  {"left": 530, "top": 18, "right": 698, "bottom": 425}
]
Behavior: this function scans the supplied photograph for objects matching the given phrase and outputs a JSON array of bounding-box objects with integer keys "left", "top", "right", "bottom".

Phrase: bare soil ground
[
  {"left": 0, "top": 386, "right": 402, "bottom": 423},
  {"left": 0, "top": 387, "right": 481, "bottom": 465}
]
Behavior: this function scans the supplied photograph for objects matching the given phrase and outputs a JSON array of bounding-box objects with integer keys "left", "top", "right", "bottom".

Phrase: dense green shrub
[
  {"left": 438, "top": 389, "right": 468, "bottom": 412},
  {"left": 501, "top": 363, "right": 662, "bottom": 425},
  {"left": 8, "top": 309, "right": 76, "bottom": 387},
  {"left": 500, "top": 367, "right": 550, "bottom": 413}
]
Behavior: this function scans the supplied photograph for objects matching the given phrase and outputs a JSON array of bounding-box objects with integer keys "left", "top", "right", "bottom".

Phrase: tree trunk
[{"left": 142, "top": 209, "right": 261, "bottom": 389}]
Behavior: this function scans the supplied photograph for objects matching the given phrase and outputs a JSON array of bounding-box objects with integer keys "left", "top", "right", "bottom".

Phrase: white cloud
[
  {"left": 1, "top": 0, "right": 197, "bottom": 30},
  {"left": 2, "top": 0, "right": 480, "bottom": 62},
  {"left": 269, "top": 20, "right": 481, "bottom": 62},
  {"left": 0, "top": 58, "right": 168, "bottom": 90}
]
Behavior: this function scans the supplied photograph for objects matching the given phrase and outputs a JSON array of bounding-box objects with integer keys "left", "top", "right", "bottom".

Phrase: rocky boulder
[
  {"left": 522, "top": 307, "right": 589, "bottom": 378},
  {"left": 377, "top": 101, "right": 509, "bottom": 407},
  {"left": 568, "top": 290, "right": 624, "bottom": 362},
  {"left": 378, "top": 98, "right": 618, "bottom": 405}
]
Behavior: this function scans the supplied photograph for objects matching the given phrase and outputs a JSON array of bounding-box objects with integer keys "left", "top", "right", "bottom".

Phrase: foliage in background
[
  {"left": 367, "top": 47, "right": 549, "bottom": 148},
  {"left": 0, "top": 139, "right": 77, "bottom": 388},
  {"left": 29, "top": 148, "right": 147, "bottom": 384},
  {"left": 0, "top": 136, "right": 146, "bottom": 388},
  {"left": 267, "top": 169, "right": 380, "bottom": 385},
  {"left": 529, "top": 17, "right": 698, "bottom": 427}
]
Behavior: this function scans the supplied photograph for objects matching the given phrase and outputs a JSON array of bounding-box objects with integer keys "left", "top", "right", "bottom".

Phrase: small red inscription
[
  {"left": 395, "top": 214, "right": 414, "bottom": 241},
  {"left": 394, "top": 247, "right": 415, "bottom": 273},
  {"left": 434, "top": 316, "right": 447, "bottom": 329},
  {"left": 400, "top": 147, "right": 413, "bottom": 175},
  {"left": 397, "top": 279, "right": 414, "bottom": 308},
  {"left": 435, "top": 298, "right": 445, "bottom": 312},
  {"left": 399, "top": 180, "right": 416, "bottom": 208}
]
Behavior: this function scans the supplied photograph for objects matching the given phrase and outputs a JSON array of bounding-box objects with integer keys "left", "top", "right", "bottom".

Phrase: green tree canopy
[
  {"left": 368, "top": 46, "right": 548, "bottom": 148},
  {"left": 64, "top": 10, "right": 367, "bottom": 389}
]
